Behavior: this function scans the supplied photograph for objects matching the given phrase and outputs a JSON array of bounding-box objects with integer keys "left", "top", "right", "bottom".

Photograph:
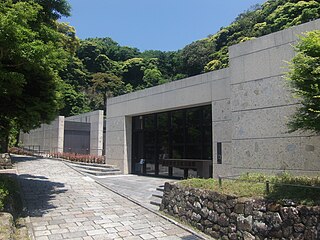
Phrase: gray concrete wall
[
  {"left": 228, "top": 19, "right": 320, "bottom": 176},
  {"left": 106, "top": 19, "right": 320, "bottom": 177},
  {"left": 20, "top": 116, "right": 64, "bottom": 153},
  {"left": 66, "top": 110, "right": 104, "bottom": 156}
]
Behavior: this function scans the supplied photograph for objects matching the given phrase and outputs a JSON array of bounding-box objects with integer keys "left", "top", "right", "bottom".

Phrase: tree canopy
[
  {"left": 0, "top": 0, "right": 72, "bottom": 152},
  {"left": 287, "top": 30, "right": 320, "bottom": 133}
]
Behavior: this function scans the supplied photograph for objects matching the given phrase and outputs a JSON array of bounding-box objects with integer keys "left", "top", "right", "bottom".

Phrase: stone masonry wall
[
  {"left": 0, "top": 153, "right": 12, "bottom": 169},
  {"left": 160, "top": 182, "right": 319, "bottom": 240}
]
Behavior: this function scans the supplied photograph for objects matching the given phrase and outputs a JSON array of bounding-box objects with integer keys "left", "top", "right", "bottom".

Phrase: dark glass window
[
  {"left": 133, "top": 117, "right": 143, "bottom": 130},
  {"left": 171, "top": 110, "right": 184, "bottom": 128},
  {"left": 132, "top": 104, "right": 212, "bottom": 178},
  {"left": 144, "top": 115, "right": 155, "bottom": 130}
]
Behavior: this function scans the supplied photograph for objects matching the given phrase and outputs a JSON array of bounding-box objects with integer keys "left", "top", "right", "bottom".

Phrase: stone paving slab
[
  {"left": 91, "top": 174, "right": 175, "bottom": 211},
  {"left": 14, "top": 156, "right": 201, "bottom": 240}
]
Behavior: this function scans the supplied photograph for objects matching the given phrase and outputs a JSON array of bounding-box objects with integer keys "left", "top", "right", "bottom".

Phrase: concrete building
[
  {"left": 20, "top": 110, "right": 104, "bottom": 156},
  {"left": 105, "top": 19, "right": 320, "bottom": 178}
]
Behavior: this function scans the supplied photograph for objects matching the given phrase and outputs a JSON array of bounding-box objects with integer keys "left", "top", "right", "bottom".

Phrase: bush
[
  {"left": 8, "top": 147, "right": 33, "bottom": 156},
  {"left": 0, "top": 175, "right": 21, "bottom": 214},
  {"left": 51, "top": 152, "right": 105, "bottom": 164}
]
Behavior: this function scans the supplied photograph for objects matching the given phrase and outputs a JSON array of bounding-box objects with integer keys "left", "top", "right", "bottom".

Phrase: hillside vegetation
[{"left": 60, "top": 0, "right": 320, "bottom": 116}]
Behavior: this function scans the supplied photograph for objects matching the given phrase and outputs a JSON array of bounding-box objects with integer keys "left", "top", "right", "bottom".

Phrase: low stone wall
[
  {"left": 0, "top": 153, "right": 12, "bottom": 169},
  {"left": 160, "top": 182, "right": 319, "bottom": 240}
]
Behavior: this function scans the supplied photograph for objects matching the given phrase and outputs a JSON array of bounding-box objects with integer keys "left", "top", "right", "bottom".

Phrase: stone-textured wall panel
[
  {"left": 232, "top": 105, "right": 299, "bottom": 139},
  {"left": 213, "top": 121, "right": 232, "bottom": 143},
  {"left": 106, "top": 117, "right": 125, "bottom": 132},
  {"left": 106, "top": 145, "right": 124, "bottom": 160},
  {"left": 211, "top": 77, "right": 231, "bottom": 101},
  {"left": 106, "top": 131, "right": 124, "bottom": 146},
  {"left": 107, "top": 159, "right": 125, "bottom": 172},
  {"left": 231, "top": 137, "right": 320, "bottom": 174},
  {"left": 212, "top": 99, "right": 231, "bottom": 122},
  {"left": 231, "top": 76, "right": 298, "bottom": 112},
  {"left": 108, "top": 83, "right": 213, "bottom": 118},
  {"left": 213, "top": 163, "right": 234, "bottom": 178},
  {"left": 20, "top": 117, "right": 64, "bottom": 153},
  {"left": 300, "top": 136, "right": 320, "bottom": 171}
]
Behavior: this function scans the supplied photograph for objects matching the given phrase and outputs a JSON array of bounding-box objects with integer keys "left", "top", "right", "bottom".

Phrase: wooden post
[{"left": 266, "top": 181, "right": 270, "bottom": 194}]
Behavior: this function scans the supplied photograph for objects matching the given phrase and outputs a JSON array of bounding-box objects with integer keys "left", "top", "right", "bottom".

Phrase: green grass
[{"left": 179, "top": 173, "right": 320, "bottom": 205}]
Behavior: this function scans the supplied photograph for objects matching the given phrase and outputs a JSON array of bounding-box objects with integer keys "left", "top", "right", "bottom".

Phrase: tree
[
  {"left": 121, "top": 58, "right": 145, "bottom": 88},
  {"left": 287, "top": 30, "right": 320, "bottom": 133},
  {"left": 59, "top": 83, "right": 90, "bottom": 117},
  {"left": 143, "top": 68, "right": 164, "bottom": 87},
  {"left": 88, "top": 73, "right": 127, "bottom": 110},
  {"left": 60, "top": 56, "right": 90, "bottom": 88},
  {"left": 0, "top": 0, "right": 71, "bottom": 152},
  {"left": 179, "top": 39, "right": 215, "bottom": 76}
]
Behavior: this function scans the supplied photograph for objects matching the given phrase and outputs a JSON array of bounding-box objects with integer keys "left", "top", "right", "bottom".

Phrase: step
[
  {"left": 156, "top": 187, "right": 164, "bottom": 192},
  {"left": 150, "top": 200, "right": 161, "bottom": 207},
  {"left": 71, "top": 164, "right": 120, "bottom": 172},
  {"left": 72, "top": 167, "right": 122, "bottom": 176},
  {"left": 152, "top": 194, "right": 163, "bottom": 199},
  {"left": 67, "top": 161, "right": 116, "bottom": 169}
]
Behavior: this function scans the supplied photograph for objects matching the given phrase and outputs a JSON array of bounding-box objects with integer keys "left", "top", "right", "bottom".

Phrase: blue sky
[{"left": 61, "top": 0, "right": 266, "bottom": 51}]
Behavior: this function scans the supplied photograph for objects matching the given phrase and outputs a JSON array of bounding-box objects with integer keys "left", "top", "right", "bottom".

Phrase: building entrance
[{"left": 132, "top": 105, "right": 212, "bottom": 178}]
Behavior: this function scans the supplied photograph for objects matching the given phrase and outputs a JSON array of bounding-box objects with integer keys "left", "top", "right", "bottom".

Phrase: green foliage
[
  {"left": 0, "top": 175, "right": 20, "bottom": 213},
  {"left": 0, "top": 0, "right": 73, "bottom": 152},
  {"left": 0, "top": 186, "right": 8, "bottom": 211},
  {"left": 88, "top": 72, "right": 128, "bottom": 110},
  {"left": 59, "top": 83, "right": 90, "bottom": 117},
  {"left": 179, "top": 39, "right": 215, "bottom": 76},
  {"left": 287, "top": 30, "right": 320, "bottom": 133},
  {"left": 143, "top": 68, "right": 164, "bottom": 87},
  {"left": 121, "top": 58, "right": 145, "bottom": 87},
  {"left": 59, "top": 56, "right": 89, "bottom": 87},
  {"left": 204, "top": 59, "right": 223, "bottom": 72}
]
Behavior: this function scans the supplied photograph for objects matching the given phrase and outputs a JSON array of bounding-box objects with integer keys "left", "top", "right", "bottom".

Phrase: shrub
[
  {"left": 50, "top": 152, "right": 105, "bottom": 164},
  {"left": 0, "top": 175, "right": 21, "bottom": 214}
]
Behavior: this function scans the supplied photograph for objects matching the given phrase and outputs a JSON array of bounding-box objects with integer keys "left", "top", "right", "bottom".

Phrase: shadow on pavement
[
  {"left": 18, "top": 173, "right": 67, "bottom": 217},
  {"left": 11, "top": 154, "right": 69, "bottom": 218}
]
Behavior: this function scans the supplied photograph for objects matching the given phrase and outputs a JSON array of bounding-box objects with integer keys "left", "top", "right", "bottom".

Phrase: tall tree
[
  {"left": 0, "top": 0, "right": 71, "bottom": 152},
  {"left": 88, "top": 72, "right": 128, "bottom": 110},
  {"left": 287, "top": 30, "right": 320, "bottom": 133}
]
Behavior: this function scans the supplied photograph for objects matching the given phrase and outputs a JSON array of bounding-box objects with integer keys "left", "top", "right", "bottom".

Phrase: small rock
[
  {"left": 200, "top": 207, "right": 209, "bottom": 218},
  {"left": 234, "top": 203, "right": 245, "bottom": 214},
  {"left": 237, "top": 214, "right": 253, "bottom": 231},
  {"left": 218, "top": 213, "right": 229, "bottom": 227},
  {"left": 191, "top": 212, "right": 201, "bottom": 222},
  {"left": 243, "top": 231, "right": 255, "bottom": 240},
  {"left": 294, "top": 223, "right": 305, "bottom": 233},
  {"left": 267, "top": 203, "right": 281, "bottom": 212}
]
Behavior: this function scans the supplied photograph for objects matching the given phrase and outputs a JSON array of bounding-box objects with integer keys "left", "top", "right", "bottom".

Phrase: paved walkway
[
  {"left": 91, "top": 175, "right": 176, "bottom": 211},
  {"left": 15, "top": 156, "right": 200, "bottom": 240}
]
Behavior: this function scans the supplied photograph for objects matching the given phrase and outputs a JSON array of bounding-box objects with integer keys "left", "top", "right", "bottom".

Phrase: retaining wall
[{"left": 160, "top": 182, "right": 319, "bottom": 240}]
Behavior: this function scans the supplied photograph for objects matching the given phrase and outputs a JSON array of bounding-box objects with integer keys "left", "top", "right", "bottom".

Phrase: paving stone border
[
  {"left": 0, "top": 153, "right": 12, "bottom": 169},
  {"left": 160, "top": 182, "right": 320, "bottom": 240},
  {"left": 0, "top": 212, "right": 14, "bottom": 240}
]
